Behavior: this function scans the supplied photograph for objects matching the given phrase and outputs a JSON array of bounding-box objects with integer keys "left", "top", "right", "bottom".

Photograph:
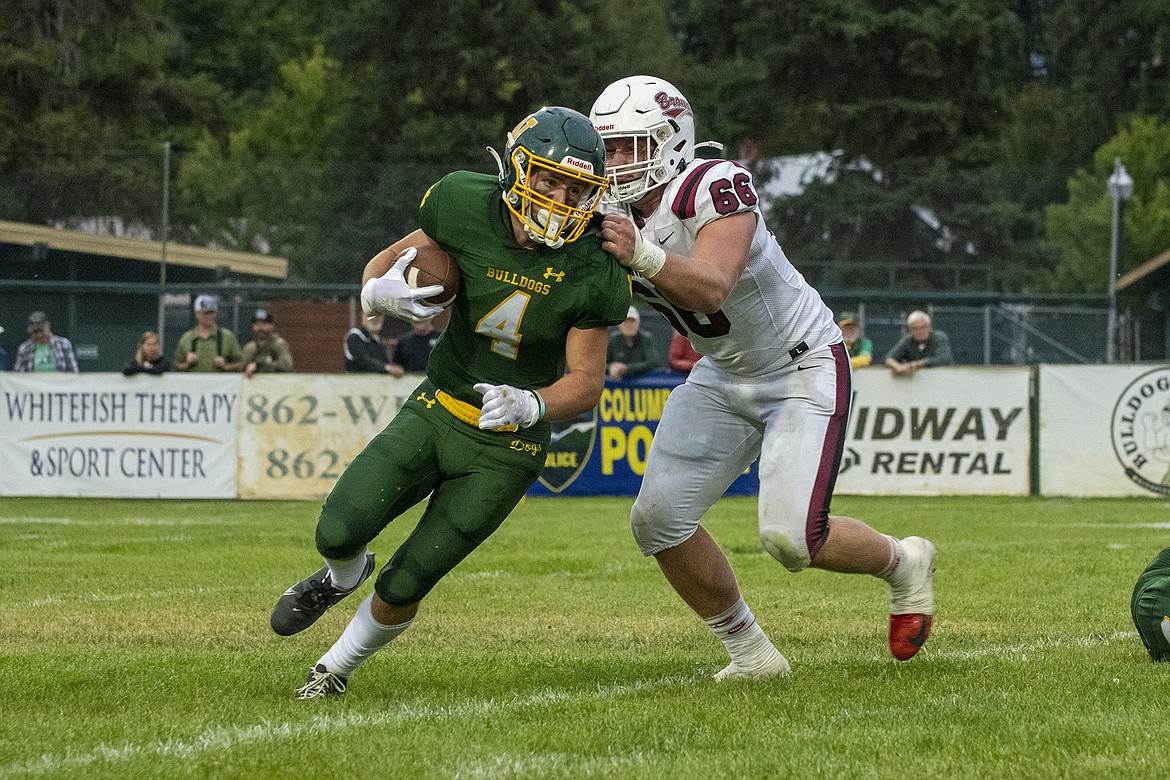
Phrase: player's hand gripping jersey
[
  {"left": 608, "top": 159, "right": 839, "bottom": 377},
  {"left": 419, "top": 170, "right": 632, "bottom": 436}
]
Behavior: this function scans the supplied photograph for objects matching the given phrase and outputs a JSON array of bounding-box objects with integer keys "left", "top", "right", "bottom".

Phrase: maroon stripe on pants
[{"left": 805, "top": 342, "right": 851, "bottom": 559}]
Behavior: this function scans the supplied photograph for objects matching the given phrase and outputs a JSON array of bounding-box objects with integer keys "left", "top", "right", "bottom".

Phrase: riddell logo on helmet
[
  {"left": 654, "top": 91, "right": 690, "bottom": 118},
  {"left": 561, "top": 156, "right": 596, "bottom": 175},
  {"left": 595, "top": 124, "right": 615, "bottom": 131}
]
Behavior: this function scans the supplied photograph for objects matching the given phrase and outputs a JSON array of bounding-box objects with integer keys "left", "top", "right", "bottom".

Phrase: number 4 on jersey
[{"left": 476, "top": 291, "right": 531, "bottom": 359}]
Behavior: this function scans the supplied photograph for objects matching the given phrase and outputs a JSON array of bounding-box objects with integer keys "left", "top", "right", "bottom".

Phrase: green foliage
[
  {"left": 2, "top": 0, "right": 1170, "bottom": 290},
  {"left": 174, "top": 46, "right": 349, "bottom": 278},
  {"left": 1045, "top": 117, "right": 1170, "bottom": 293},
  {"left": 2, "top": 495, "right": 1169, "bottom": 778}
]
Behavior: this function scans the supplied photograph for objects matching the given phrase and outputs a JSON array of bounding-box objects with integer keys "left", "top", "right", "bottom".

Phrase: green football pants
[{"left": 315, "top": 398, "right": 543, "bottom": 606}]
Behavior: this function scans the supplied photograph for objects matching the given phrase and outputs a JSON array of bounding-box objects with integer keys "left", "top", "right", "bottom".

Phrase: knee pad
[
  {"left": 760, "top": 527, "right": 811, "bottom": 572},
  {"left": 374, "top": 565, "right": 427, "bottom": 607},
  {"left": 630, "top": 495, "right": 694, "bottom": 556},
  {"left": 314, "top": 498, "right": 369, "bottom": 561}
]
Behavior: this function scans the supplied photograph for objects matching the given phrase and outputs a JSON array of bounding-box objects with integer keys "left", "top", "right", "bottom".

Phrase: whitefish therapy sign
[{"left": 1, "top": 373, "right": 239, "bottom": 498}]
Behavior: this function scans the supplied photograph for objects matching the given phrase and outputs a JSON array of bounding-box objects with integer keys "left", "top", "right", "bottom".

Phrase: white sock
[
  {"left": 325, "top": 547, "right": 368, "bottom": 591},
  {"left": 876, "top": 536, "right": 903, "bottom": 581},
  {"left": 704, "top": 597, "right": 779, "bottom": 669},
  {"left": 317, "top": 594, "right": 411, "bottom": 678}
]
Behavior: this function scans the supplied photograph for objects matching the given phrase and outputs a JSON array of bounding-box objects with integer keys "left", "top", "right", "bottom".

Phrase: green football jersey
[{"left": 418, "top": 170, "right": 632, "bottom": 414}]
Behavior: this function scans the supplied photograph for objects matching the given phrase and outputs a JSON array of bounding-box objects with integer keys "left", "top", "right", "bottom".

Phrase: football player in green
[{"left": 270, "top": 106, "right": 632, "bottom": 699}]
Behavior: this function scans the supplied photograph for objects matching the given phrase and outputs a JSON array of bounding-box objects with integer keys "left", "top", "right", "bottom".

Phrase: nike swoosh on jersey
[{"left": 657, "top": 231, "right": 675, "bottom": 245}]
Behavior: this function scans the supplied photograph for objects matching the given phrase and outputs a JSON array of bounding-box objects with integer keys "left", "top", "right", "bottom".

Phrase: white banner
[
  {"left": 0, "top": 373, "right": 239, "bottom": 498},
  {"left": 835, "top": 367, "right": 1032, "bottom": 495},
  {"left": 1040, "top": 364, "right": 1170, "bottom": 497},
  {"left": 236, "top": 373, "right": 422, "bottom": 500}
]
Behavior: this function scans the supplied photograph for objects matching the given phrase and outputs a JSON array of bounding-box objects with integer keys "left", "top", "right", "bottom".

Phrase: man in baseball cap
[{"left": 1131, "top": 546, "right": 1170, "bottom": 662}]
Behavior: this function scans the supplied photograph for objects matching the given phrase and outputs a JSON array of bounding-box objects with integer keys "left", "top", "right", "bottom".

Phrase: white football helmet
[{"left": 589, "top": 75, "right": 721, "bottom": 204}]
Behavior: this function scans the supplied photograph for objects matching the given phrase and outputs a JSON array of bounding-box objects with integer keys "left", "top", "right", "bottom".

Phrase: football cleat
[
  {"left": 297, "top": 663, "right": 348, "bottom": 700},
  {"left": 713, "top": 648, "right": 792, "bottom": 682},
  {"left": 888, "top": 536, "right": 936, "bottom": 660},
  {"left": 270, "top": 553, "right": 375, "bottom": 636}
]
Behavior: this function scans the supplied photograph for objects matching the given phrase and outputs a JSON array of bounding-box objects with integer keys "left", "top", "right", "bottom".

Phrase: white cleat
[{"left": 714, "top": 648, "right": 792, "bottom": 681}]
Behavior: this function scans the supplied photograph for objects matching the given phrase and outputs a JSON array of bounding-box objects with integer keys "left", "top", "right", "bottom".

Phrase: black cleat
[{"left": 270, "top": 553, "right": 375, "bottom": 636}]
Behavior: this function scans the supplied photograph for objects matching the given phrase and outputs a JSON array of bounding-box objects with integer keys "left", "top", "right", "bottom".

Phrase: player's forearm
[{"left": 538, "top": 368, "right": 605, "bottom": 421}]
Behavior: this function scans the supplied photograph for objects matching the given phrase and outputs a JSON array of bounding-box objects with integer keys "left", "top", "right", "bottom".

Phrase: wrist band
[
  {"left": 532, "top": 390, "right": 546, "bottom": 420},
  {"left": 630, "top": 236, "right": 667, "bottom": 278}
]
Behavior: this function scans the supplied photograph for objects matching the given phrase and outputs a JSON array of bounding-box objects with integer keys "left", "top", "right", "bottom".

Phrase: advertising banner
[
  {"left": 527, "top": 373, "right": 759, "bottom": 497},
  {"left": 1040, "top": 364, "right": 1170, "bottom": 497},
  {"left": 835, "top": 367, "right": 1032, "bottom": 496},
  {"left": 236, "top": 373, "right": 420, "bottom": 500},
  {"left": 0, "top": 372, "right": 239, "bottom": 498}
]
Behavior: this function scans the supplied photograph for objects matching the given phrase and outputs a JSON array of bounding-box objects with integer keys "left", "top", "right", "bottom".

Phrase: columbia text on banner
[
  {"left": 528, "top": 372, "right": 759, "bottom": 497},
  {"left": 0, "top": 373, "right": 239, "bottom": 498}
]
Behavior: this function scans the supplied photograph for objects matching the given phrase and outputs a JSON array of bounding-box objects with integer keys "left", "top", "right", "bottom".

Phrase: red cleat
[{"left": 887, "top": 537, "right": 935, "bottom": 660}]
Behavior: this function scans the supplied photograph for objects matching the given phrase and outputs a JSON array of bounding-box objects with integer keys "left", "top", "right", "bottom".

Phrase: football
[{"left": 403, "top": 244, "right": 461, "bottom": 308}]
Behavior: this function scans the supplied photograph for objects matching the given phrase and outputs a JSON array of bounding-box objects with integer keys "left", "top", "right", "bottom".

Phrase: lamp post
[
  {"left": 157, "top": 141, "right": 171, "bottom": 345},
  {"left": 1106, "top": 157, "right": 1133, "bottom": 363}
]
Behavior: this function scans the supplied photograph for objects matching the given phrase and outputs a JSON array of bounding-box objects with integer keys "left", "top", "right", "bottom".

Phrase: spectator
[
  {"left": 242, "top": 308, "right": 294, "bottom": 378},
  {"left": 668, "top": 331, "right": 702, "bottom": 375},
  {"left": 344, "top": 314, "right": 399, "bottom": 375},
  {"left": 837, "top": 312, "right": 873, "bottom": 369},
  {"left": 172, "top": 295, "right": 244, "bottom": 373},
  {"left": 391, "top": 319, "right": 440, "bottom": 374},
  {"left": 1131, "top": 545, "right": 1170, "bottom": 662},
  {"left": 122, "top": 331, "right": 171, "bottom": 376},
  {"left": 0, "top": 326, "right": 8, "bottom": 371},
  {"left": 884, "top": 310, "right": 954, "bottom": 377},
  {"left": 14, "top": 311, "right": 78, "bottom": 372},
  {"left": 607, "top": 306, "right": 659, "bottom": 380}
]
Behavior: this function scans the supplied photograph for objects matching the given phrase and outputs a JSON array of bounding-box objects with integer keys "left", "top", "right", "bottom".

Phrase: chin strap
[{"left": 486, "top": 146, "right": 506, "bottom": 181}]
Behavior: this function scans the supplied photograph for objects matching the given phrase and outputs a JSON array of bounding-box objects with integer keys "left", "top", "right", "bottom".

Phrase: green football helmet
[{"left": 494, "top": 106, "right": 608, "bottom": 248}]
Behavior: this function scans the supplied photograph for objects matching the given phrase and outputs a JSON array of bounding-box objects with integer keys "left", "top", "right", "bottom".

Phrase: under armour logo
[
  {"left": 544, "top": 267, "right": 565, "bottom": 282},
  {"left": 416, "top": 392, "right": 436, "bottom": 409}
]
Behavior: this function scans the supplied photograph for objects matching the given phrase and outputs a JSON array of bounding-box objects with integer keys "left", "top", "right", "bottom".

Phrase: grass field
[{"left": 2, "top": 494, "right": 1169, "bottom": 779}]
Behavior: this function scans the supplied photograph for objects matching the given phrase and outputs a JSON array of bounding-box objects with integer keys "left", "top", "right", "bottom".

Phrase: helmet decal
[{"left": 654, "top": 91, "right": 690, "bottom": 118}]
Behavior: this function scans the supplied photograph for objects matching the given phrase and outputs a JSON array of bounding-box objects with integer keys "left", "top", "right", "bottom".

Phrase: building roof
[
  {"left": 0, "top": 220, "right": 287, "bottom": 280},
  {"left": 1116, "top": 248, "right": 1170, "bottom": 294}
]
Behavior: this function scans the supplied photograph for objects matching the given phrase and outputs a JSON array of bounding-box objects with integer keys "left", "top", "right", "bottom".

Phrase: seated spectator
[
  {"left": 123, "top": 331, "right": 171, "bottom": 376},
  {"left": 391, "top": 319, "right": 440, "bottom": 375},
  {"left": 242, "top": 309, "right": 294, "bottom": 378},
  {"left": 884, "top": 310, "right": 954, "bottom": 377},
  {"left": 837, "top": 311, "right": 873, "bottom": 369},
  {"left": 173, "top": 295, "right": 244, "bottom": 372},
  {"left": 345, "top": 314, "right": 398, "bottom": 375},
  {"left": 607, "top": 305, "right": 659, "bottom": 381},
  {"left": 668, "top": 331, "right": 702, "bottom": 375},
  {"left": 14, "top": 311, "right": 78, "bottom": 372}
]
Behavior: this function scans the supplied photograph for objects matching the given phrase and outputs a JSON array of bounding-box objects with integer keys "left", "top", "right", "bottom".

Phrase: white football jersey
[{"left": 608, "top": 158, "right": 840, "bottom": 377}]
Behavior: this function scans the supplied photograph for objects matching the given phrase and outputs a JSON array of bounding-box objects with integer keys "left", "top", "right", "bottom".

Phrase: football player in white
[{"left": 591, "top": 75, "right": 936, "bottom": 679}]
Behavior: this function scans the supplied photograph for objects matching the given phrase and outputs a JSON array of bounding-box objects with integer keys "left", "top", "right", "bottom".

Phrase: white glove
[
  {"left": 474, "top": 382, "right": 543, "bottom": 430},
  {"left": 360, "top": 246, "right": 446, "bottom": 323},
  {"left": 629, "top": 227, "right": 667, "bottom": 278}
]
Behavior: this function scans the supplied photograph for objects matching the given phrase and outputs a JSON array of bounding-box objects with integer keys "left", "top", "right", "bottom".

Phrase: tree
[{"left": 1045, "top": 116, "right": 1170, "bottom": 293}]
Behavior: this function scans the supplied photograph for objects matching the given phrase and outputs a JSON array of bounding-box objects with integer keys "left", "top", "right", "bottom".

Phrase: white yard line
[{"left": 4, "top": 674, "right": 701, "bottom": 778}]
